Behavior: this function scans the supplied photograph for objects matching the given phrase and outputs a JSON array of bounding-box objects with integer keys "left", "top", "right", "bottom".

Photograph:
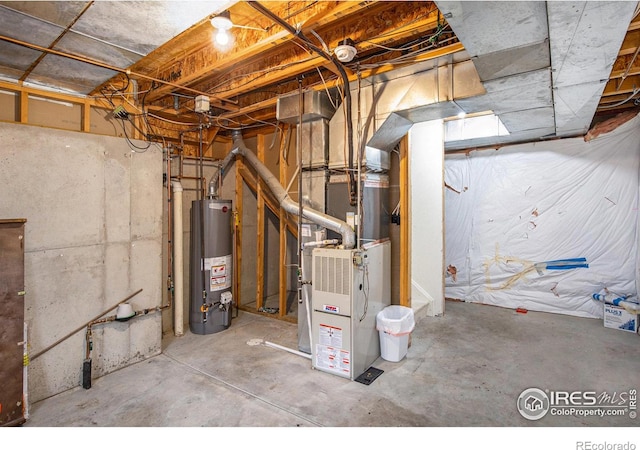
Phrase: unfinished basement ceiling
[
  {"left": 0, "top": 1, "right": 234, "bottom": 92},
  {"left": 0, "top": 1, "right": 639, "bottom": 151}
]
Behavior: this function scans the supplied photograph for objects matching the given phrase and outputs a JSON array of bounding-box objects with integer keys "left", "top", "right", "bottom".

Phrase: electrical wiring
[
  {"left": 361, "top": 23, "right": 451, "bottom": 52},
  {"left": 314, "top": 66, "right": 340, "bottom": 110},
  {"left": 239, "top": 113, "right": 280, "bottom": 131},
  {"left": 309, "top": 29, "right": 330, "bottom": 55},
  {"left": 147, "top": 113, "right": 200, "bottom": 126},
  {"left": 108, "top": 87, "right": 144, "bottom": 113},
  {"left": 597, "top": 87, "right": 640, "bottom": 109},
  {"left": 119, "top": 117, "right": 151, "bottom": 152},
  {"left": 354, "top": 36, "right": 459, "bottom": 69}
]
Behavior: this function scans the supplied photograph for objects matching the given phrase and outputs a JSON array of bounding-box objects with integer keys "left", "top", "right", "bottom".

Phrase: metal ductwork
[
  {"left": 435, "top": 1, "right": 638, "bottom": 148},
  {"left": 366, "top": 58, "right": 485, "bottom": 153},
  {"left": 209, "top": 131, "right": 356, "bottom": 250}
]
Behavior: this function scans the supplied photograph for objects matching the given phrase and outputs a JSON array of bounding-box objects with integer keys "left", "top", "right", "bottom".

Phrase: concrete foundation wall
[{"left": 0, "top": 122, "right": 163, "bottom": 402}]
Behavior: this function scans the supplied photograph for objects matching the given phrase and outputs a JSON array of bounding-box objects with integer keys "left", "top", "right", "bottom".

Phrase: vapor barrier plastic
[{"left": 444, "top": 114, "right": 640, "bottom": 319}]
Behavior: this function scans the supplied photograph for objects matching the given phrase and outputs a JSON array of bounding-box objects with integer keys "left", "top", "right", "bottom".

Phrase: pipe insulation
[
  {"left": 171, "top": 180, "right": 184, "bottom": 337},
  {"left": 209, "top": 131, "right": 356, "bottom": 249}
]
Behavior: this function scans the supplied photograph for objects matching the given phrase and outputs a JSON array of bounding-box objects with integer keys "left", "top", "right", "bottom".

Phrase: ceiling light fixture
[
  {"left": 210, "top": 10, "right": 269, "bottom": 50},
  {"left": 211, "top": 10, "right": 234, "bottom": 50},
  {"left": 210, "top": 10, "right": 233, "bottom": 31},
  {"left": 334, "top": 38, "right": 357, "bottom": 63}
]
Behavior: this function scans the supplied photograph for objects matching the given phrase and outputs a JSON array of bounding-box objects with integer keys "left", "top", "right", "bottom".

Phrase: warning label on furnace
[
  {"left": 318, "top": 323, "right": 343, "bottom": 348},
  {"left": 315, "top": 344, "right": 350, "bottom": 376},
  {"left": 315, "top": 324, "right": 349, "bottom": 376},
  {"left": 206, "top": 254, "right": 232, "bottom": 291}
]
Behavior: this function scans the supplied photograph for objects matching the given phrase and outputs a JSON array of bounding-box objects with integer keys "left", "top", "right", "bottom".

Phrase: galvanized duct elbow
[
  {"left": 208, "top": 146, "right": 239, "bottom": 199},
  {"left": 227, "top": 130, "right": 356, "bottom": 249}
]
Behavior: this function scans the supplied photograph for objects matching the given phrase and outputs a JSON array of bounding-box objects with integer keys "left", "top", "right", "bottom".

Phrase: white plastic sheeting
[{"left": 444, "top": 114, "right": 640, "bottom": 319}]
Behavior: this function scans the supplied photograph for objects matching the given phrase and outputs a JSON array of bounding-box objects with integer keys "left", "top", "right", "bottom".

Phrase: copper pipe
[{"left": 31, "top": 289, "right": 143, "bottom": 360}]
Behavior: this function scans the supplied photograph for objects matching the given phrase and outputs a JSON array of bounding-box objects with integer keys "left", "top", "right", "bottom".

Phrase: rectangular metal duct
[
  {"left": 276, "top": 90, "right": 336, "bottom": 124},
  {"left": 365, "top": 59, "right": 485, "bottom": 154},
  {"left": 300, "top": 119, "right": 329, "bottom": 169}
]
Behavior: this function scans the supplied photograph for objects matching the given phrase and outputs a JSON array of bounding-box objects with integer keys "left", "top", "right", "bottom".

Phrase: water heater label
[{"left": 208, "top": 254, "right": 232, "bottom": 291}]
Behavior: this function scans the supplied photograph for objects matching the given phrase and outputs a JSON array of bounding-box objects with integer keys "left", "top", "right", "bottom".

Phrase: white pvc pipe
[
  {"left": 171, "top": 180, "right": 184, "bottom": 337},
  {"left": 23, "top": 321, "right": 29, "bottom": 420},
  {"left": 264, "top": 340, "right": 312, "bottom": 360}
]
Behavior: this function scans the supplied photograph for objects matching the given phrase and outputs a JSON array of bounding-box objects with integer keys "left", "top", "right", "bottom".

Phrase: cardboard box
[{"left": 604, "top": 304, "right": 639, "bottom": 333}]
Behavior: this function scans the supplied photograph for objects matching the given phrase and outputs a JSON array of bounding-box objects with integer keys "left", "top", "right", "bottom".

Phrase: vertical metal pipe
[
  {"left": 166, "top": 145, "right": 173, "bottom": 310},
  {"left": 297, "top": 78, "right": 303, "bottom": 306},
  {"left": 198, "top": 125, "right": 207, "bottom": 322}
]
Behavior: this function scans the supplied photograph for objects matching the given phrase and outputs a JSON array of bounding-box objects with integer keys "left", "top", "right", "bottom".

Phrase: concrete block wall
[{"left": 0, "top": 122, "right": 163, "bottom": 402}]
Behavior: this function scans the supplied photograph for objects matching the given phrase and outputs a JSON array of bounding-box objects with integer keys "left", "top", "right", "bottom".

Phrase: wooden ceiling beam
[
  {"left": 180, "top": 5, "right": 445, "bottom": 106},
  {"left": 618, "top": 29, "right": 640, "bottom": 56},
  {"left": 601, "top": 74, "right": 640, "bottom": 96},
  {"left": 143, "top": 1, "right": 376, "bottom": 103},
  {"left": 610, "top": 53, "right": 640, "bottom": 79},
  {"left": 147, "top": 2, "right": 441, "bottom": 107},
  {"left": 597, "top": 92, "right": 640, "bottom": 107}
]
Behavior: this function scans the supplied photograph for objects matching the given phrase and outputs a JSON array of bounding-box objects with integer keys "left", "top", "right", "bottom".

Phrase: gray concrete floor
[{"left": 23, "top": 300, "right": 640, "bottom": 434}]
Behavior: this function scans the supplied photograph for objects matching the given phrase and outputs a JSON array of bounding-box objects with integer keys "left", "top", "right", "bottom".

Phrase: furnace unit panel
[{"left": 311, "top": 241, "right": 390, "bottom": 380}]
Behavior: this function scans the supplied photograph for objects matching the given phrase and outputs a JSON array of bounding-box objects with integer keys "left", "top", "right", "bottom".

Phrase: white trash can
[{"left": 376, "top": 305, "right": 415, "bottom": 362}]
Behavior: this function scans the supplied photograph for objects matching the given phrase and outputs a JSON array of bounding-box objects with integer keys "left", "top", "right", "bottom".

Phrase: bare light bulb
[{"left": 215, "top": 29, "right": 230, "bottom": 46}]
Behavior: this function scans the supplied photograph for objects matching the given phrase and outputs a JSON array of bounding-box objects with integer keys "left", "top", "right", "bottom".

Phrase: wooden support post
[
  {"left": 256, "top": 135, "right": 265, "bottom": 310},
  {"left": 399, "top": 136, "right": 410, "bottom": 307},
  {"left": 82, "top": 99, "right": 91, "bottom": 132},
  {"left": 234, "top": 158, "right": 244, "bottom": 308},
  {"left": 278, "top": 208, "right": 287, "bottom": 317},
  {"left": 19, "top": 90, "right": 28, "bottom": 124},
  {"left": 278, "top": 124, "right": 288, "bottom": 318}
]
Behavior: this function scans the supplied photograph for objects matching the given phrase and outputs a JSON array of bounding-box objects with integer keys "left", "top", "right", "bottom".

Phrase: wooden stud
[
  {"left": 278, "top": 207, "right": 287, "bottom": 318},
  {"left": 234, "top": 158, "right": 244, "bottom": 308},
  {"left": 256, "top": 135, "right": 265, "bottom": 310},
  {"left": 82, "top": 99, "right": 91, "bottom": 132},
  {"left": 278, "top": 124, "right": 289, "bottom": 319},
  {"left": 19, "top": 90, "right": 28, "bottom": 124},
  {"left": 399, "top": 136, "right": 410, "bottom": 307}
]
